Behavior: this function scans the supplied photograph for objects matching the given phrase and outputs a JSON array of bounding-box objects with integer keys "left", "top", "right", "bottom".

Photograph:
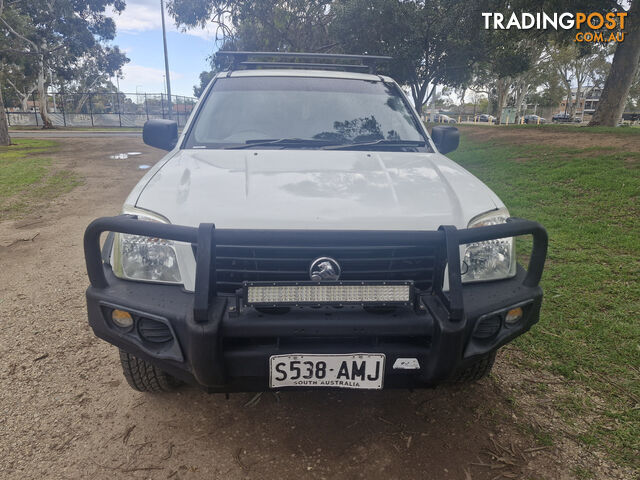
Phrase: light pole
[{"left": 160, "top": 0, "right": 172, "bottom": 119}]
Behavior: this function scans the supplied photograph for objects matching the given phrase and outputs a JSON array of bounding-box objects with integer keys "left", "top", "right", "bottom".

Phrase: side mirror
[
  {"left": 143, "top": 119, "right": 178, "bottom": 151},
  {"left": 431, "top": 125, "right": 459, "bottom": 154}
]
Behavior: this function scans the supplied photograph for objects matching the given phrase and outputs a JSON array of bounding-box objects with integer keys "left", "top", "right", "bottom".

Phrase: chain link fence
[{"left": 4, "top": 91, "right": 197, "bottom": 128}]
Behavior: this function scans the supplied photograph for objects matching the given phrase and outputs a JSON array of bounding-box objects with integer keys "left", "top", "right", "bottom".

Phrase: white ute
[{"left": 84, "top": 52, "right": 547, "bottom": 394}]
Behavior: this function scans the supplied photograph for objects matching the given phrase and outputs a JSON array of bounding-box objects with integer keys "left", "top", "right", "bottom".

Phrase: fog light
[
  {"left": 112, "top": 309, "right": 134, "bottom": 329},
  {"left": 505, "top": 307, "right": 523, "bottom": 325}
]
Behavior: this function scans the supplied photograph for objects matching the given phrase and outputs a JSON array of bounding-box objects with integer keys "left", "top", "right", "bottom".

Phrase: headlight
[
  {"left": 112, "top": 207, "right": 182, "bottom": 284},
  {"left": 461, "top": 208, "right": 516, "bottom": 283}
]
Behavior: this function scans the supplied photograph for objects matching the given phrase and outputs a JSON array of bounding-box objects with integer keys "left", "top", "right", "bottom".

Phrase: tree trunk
[
  {"left": 422, "top": 84, "right": 436, "bottom": 115},
  {"left": 589, "top": 1, "right": 640, "bottom": 126},
  {"left": 459, "top": 87, "right": 466, "bottom": 113},
  {"left": 75, "top": 76, "right": 104, "bottom": 113},
  {"left": 496, "top": 77, "right": 510, "bottom": 123},
  {"left": 0, "top": 86, "right": 11, "bottom": 146},
  {"left": 561, "top": 77, "right": 572, "bottom": 115},
  {"left": 36, "top": 58, "right": 53, "bottom": 128},
  {"left": 570, "top": 83, "right": 582, "bottom": 118},
  {"left": 520, "top": 86, "right": 529, "bottom": 118},
  {"left": 512, "top": 78, "right": 528, "bottom": 122},
  {"left": 5, "top": 79, "right": 34, "bottom": 112},
  {"left": 411, "top": 81, "right": 431, "bottom": 118},
  {"left": 413, "top": 91, "right": 423, "bottom": 116},
  {"left": 75, "top": 93, "right": 89, "bottom": 114}
]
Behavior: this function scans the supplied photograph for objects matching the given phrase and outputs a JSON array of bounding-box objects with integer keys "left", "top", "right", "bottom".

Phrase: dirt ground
[{"left": 0, "top": 134, "right": 633, "bottom": 479}]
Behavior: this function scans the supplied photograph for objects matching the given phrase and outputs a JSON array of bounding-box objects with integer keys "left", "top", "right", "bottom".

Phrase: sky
[
  {"left": 107, "top": 1, "right": 626, "bottom": 102},
  {"left": 108, "top": 0, "right": 219, "bottom": 97}
]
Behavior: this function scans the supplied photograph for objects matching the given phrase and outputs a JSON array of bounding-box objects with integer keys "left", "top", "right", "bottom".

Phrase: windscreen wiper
[
  {"left": 225, "top": 138, "right": 339, "bottom": 149},
  {"left": 321, "top": 139, "right": 427, "bottom": 150}
]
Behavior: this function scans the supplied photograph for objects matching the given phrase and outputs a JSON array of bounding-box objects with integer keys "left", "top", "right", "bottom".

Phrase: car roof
[{"left": 219, "top": 69, "right": 393, "bottom": 83}]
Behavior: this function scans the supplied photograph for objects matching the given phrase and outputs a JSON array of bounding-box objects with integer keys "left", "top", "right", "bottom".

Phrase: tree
[
  {"left": 590, "top": 0, "right": 639, "bottom": 126},
  {"left": 1, "top": 57, "right": 37, "bottom": 111},
  {"left": 470, "top": 41, "right": 537, "bottom": 119},
  {"left": 173, "top": 0, "right": 335, "bottom": 95},
  {"left": 63, "top": 46, "right": 129, "bottom": 113},
  {"left": 194, "top": 69, "right": 216, "bottom": 97},
  {"left": 331, "top": 0, "right": 486, "bottom": 114},
  {"left": 0, "top": 0, "right": 29, "bottom": 143},
  {"left": 0, "top": 0, "right": 126, "bottom": 128},
  {"left": 473, "top": 0, "right": 621, "bottom": 122},
  {"left": 509, "top": 0, "right": 631, "bottom": 126},
  {"left": 172, "top": 0, "right": 486, "bottom": 115},
  {"left": 525, "top": 61, "right": 566, "bottom": 112},
  {"left": 549, "top": 44, "right": 590, "bottom": 118},
  {"left": 625, "top": 69, "right": 640, "bottom": 111},
  {"left": 169, "top": 0, "right": 333, "bottom": 51},
  {"left": 587, "top": 44, "right": 614, "bottom": 90},
  {"left": 233, "top": 0, "right": 333, "bottom": 51},
  {"left": 468, "top": 2, "right": 542, "bottom": 119},
  {"left": 0, "top": 85, "right": 10, "bottom": 145}
]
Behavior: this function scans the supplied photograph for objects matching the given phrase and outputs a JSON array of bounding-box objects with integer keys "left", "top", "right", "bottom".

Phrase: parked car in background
[
  {"left": 524, "top": 115, "right": 546, "bottom": 124},
  {"left": 478, "top": 114, "right": 496, "bottom": 123},
  {"left": 429, "top": 113, "right": 457, "bottom": 124},
  {"left": 622, "top": 112, "right": 640, "bottom": 123},
  {"left": 552, "top": 112, "right": 572, "bottom": 123}
]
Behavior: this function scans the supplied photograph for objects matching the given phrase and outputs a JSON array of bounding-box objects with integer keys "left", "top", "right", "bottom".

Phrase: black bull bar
[{"left": 83, "top": 216, "right": 547, "bottom": 388}]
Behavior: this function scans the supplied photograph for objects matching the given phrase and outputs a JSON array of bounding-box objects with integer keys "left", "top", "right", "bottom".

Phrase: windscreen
[{"left": 185, "top": 76, "right": 429, "bottom": 151}]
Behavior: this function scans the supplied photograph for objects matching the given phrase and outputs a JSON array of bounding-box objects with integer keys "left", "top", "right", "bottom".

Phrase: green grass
[
  {"left": 520, "top": 422, "right": 555, "bottom": 447},
  {"left": 455, "top": 123, "right": 640, "bottom": 135},
  {"left": 0, "top": 139, "right": 81, "bottom": 219},
  {"left": 573, "top": 466, "right": 595, "bottom": 480},
  {"left": 501, "top": 123, "right": 640, "bottom": 135},
  {"left": 8, "top": 125, "right": 143, "bottom": 132},
  {"left": 449, "top": 132, "right": 640, "bottom": 467}
]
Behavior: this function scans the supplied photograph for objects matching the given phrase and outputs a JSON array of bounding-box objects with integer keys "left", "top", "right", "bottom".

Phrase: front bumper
[{"left": 84, "top": 217, "right": 547, "bottom": 392}]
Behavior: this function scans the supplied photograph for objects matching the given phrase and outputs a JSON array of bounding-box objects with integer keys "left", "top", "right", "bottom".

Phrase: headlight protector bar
[{"left": 84, "top": 216, "right": 547, "bottom": 324}]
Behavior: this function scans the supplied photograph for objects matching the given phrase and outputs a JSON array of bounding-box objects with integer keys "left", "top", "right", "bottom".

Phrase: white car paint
[
  {"left": 122, "top": 69, "right": 508, "bottom": 291},
  {"left": 134, "top": 149, "right": 500, "bottom": 231}
]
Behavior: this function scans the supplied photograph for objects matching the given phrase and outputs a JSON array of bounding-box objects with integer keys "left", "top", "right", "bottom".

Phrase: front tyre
[
  {"left": 450, "top": 351, "right": 496, "bottom": 384},
  {"left": 119, "top": 349, "right": 181, "bottom": 392}
]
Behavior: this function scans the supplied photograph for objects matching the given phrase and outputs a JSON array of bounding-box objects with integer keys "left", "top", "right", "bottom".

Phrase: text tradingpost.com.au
[{"left": 482, "top": 11, "right": 627, "bottom": 43}]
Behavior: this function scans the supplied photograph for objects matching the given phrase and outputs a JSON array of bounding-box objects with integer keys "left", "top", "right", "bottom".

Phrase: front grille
[
  {"left": 224, "top": 335, "right": 432, "bottom": 350},
  {"left": 200, "top": 237, "right": 439, "bottom": 294}
]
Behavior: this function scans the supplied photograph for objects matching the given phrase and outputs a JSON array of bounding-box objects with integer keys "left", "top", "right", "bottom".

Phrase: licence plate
[{"left": 269, "top": 353, "right": 385, "bottom": 389}]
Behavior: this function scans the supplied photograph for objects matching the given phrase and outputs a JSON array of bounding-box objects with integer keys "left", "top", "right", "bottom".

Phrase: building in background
[{"left": 559, "top": 86, "right": 603, "bottom": 119}]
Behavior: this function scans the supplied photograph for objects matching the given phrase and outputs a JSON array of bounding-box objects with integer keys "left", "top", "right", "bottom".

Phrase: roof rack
[{"left": 215, "top": 51, "right": 392, "bottom": 74}]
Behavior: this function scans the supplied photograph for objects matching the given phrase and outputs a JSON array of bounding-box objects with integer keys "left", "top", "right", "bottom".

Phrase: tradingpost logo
[{"left": 482, "top": 11, "right": 627, "bottom": 43}]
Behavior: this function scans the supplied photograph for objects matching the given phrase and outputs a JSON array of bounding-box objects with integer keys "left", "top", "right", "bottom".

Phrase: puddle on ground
[
  {"left": 138, "top": 164, "right": 151, "bottom": 170},
  {"left": 109, "top": 152, "right": 143, "bottom": 160}
]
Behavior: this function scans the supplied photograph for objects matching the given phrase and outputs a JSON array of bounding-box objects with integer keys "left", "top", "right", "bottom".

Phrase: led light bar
[{"left": 244, "top": 281, "right": 413, "bottom": 306}]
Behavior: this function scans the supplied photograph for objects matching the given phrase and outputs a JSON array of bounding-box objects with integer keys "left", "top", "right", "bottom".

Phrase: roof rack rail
[{"left": 215, "top": 51, "right": 392, "bottom": 74}]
